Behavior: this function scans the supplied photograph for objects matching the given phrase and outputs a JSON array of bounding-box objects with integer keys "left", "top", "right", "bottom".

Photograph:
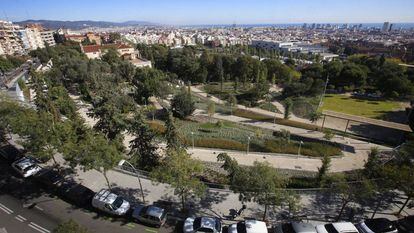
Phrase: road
[{"left": 0, "top": 161, "right": 177, "bottom": 233}]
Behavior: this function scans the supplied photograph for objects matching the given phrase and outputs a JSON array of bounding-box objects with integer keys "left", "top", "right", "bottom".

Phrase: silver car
[
  {"left": 275, "top": 222, "right": 316, "bottom": 233},
  {"left": 132, "top": 205, "right": 167, "bottom": 227},
  {"left": 11, "top": 157, "right": 42, "bottom": 178},
  {"left": 184, "top": 216, "right": 222, "bottom": 233},
  {"left": 355, "top": 218, "right": 397, "bottom": 233}
]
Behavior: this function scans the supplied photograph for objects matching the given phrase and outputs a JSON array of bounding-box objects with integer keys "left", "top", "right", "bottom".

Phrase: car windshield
[
  {"left": 325, "top": 224, "right": 339, "bottom": 233},
  {"left": 23, "top": 164, "right": 36, "bottom": 172},
  {"left": 112, "top": 197, "right": 124, "bottom": 209},
  {"left": 282, "top": 223, "right": 296, "bottom": 233}
]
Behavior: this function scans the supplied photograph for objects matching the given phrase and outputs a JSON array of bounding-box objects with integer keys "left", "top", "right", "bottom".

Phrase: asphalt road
[{"left": 0, "top": 160, "right": 178, "bottom": 233}]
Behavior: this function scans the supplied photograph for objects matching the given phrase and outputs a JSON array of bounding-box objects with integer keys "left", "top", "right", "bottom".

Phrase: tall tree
[
  {"left": 171, "top": 89, "right": 195, "bottom": 119},
  {"left": 207, "top": 102, "right": 215, "bottom": 121},
  {"left": 128, "top": 112, "right": 159, "bottom": 171},
  {"left": 164, "top": 111, "right": 183, "bottom": 150},
  {"left": 151, "top": 148, "right": 206, "bottom": 211}
]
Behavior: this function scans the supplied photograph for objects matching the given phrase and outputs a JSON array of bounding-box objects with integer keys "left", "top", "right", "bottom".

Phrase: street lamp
[
  {"left": 247, "top": 136, "right": 251, "bottom": 155},
  {"left": 191, "top": 131, "right": 195, "bottom": 150},
  {"left": 297, "top": 141, "right": 304, "bottom": 158},
  {"left": 118, "top": 159, "right": 146, "bottom": 204}
]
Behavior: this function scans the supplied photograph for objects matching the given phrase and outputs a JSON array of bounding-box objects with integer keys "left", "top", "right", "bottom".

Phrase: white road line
[
  {"left": 0, "top": 203, "right": 13, "bottom": 214},
  {"left": 17, "top": 215, "right": 27, "bottom": 221},
  {"left": 0, "top": 206, "right": 12, "bottom": 215},
  {"left": 28, "top": 224, "right": 48, "bottom": 233},
  {"left": 29, "top": 222, "right": 50, "bottom": 233},
  {"left": 34, "top": 206, "right": 44, "bottom": 211},
  {"left": 14, "top": 216, "right": 24, "bottom": 222}
]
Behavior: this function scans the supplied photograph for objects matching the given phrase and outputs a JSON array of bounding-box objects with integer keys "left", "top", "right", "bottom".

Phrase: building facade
[
  {"left": 0, "top": 20, "right": 25, "bottom": 55},
  {"left": 40, "top": 30, "right": 56, "bottom": 46}
]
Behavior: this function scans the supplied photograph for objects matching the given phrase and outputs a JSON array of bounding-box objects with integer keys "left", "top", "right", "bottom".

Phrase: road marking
[
  {"left": 0, "top": 203, "right": 13, "bottom": 214},
  {"left": 14, "top": 216, "right": 24, "bottom": 222},
  {"left": 17, "top": 215, "right": 27, "bottom": 221},
  {"left": 145, "top": 228, "right": 158, "bottom": 233},
  {"left": 28, "top": 222, "right": 50, "bottom": 233},
  {"left": 0, "top": 206, "right": 12, "bottom": 215},
  {"left": 34, "top": 206, "right": 44, "bottom": 211}
]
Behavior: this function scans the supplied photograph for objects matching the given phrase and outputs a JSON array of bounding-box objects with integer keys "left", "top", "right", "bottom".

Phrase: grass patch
[
  {"left": 259, "top": 102, "right": 281, "bottom": 113},
  {"left": 321, "top": 94, "right": 403, "bottom": 119}
]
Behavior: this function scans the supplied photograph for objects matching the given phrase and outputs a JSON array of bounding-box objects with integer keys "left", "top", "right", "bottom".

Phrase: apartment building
[
  {"left": 0, "top": 20, "right": 25, "bottom": 55},
  {"left": 40, "top": 30, "right": 56, "bottom": 46}
]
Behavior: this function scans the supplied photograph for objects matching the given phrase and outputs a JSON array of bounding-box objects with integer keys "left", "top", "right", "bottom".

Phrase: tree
[
  {"left": 232, "top": 161, "right": 287, "bottom": 221},
  {"left": 128, "top": 112, "right": 159, "bottom": 171},
  {"left": 317, "top": 154, "right": 331, "bottom": 185},
  {"left": 328, "top": 174, "right": 375, "bottom": 221},
  {"left": 164, "top": 111, "right": 183, "bottom": 150},
  {"left": 207, "top": 102, "right": 215, "bottom": 121},
  {"left": 323, "top": 129, "right": 334, "bottom": 141},
  {"left": 53, "top": 220, "right": 89, "bottom": 233},
  {"left": 283, "top": 98, "right": 293, "bottom": 119},
  {"left": 309, "top": 110, "right": 322, "bottom": 124},
  {"left": 171, "top": 89, "right": 195, "bottom": 119},
  {"left": 151, "top": 148, "right": 206, "bottom": 211},
  {"left": 65, "top": 131, "right": 122, "bottom": 189},
  {"left": 227, "top": 95, "right": 238, "bottom": 115},
  {"left": 132, "top": 68, "right": 166, "bottom": 104},
  {"left": 217, "top": 153, "right": 241, "bottom": 182}
]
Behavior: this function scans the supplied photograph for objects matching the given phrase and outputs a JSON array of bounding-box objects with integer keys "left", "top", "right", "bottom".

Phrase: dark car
[
  {"left": 396, "top": 216, "right": 414, "bottom": 233},
  {"left": 0, "top": 144, "right": 23, "bottom": 163},
  {"left": 356, "top": 218, "right": 397, "bottom": 233},
  {"left": 57, "top": 180, "right": 95, "bottom": 207},
  {"left": 33, "top": 169, "right": 65, "bottom": 190}
]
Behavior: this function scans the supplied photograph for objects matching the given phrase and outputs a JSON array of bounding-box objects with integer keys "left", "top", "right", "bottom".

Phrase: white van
[{"left": 91, "top": 189, "right": 130, "bottom": 216}]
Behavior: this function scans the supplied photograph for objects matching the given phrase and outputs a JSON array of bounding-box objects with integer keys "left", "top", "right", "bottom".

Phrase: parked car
[
  {"left": 57, "top": 180, "right": 95, "bottom": 207},
  {"left": 33, "top": 169, "right": 65, "bottom": 190},
  {"left": 316, "top": 222, "right": 359, "bottom": 233},
  {"left": 11, "top": 157, "right": 42, "bottom": 177},
  {"left": 275, "top": 222, "right": 316, "bottom": 233},
  {"left": 132, "top": 205, "right": 167, "bottom": 227},
  {"left": 91, "top": 189, "right": 130, "bottom": 216},
  {"left": 229, "top": 219, "right": 268, "bottom": 233},
  {"left": 0, "top": 144, "right": 23, "bottom": 163},
  {"left": 395, "top": 215, "right": 414, "bottom": 233},
  {"left": 356, "top": 218, "right": 397, "bottom": 233},
  {"left": 184, "top": 216, "right": 222, "bottom": 233}
]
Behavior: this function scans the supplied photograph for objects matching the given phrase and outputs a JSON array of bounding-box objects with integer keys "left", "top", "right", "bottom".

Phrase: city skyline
[{"left": 2, "top": 0, "right": 414, "bottom": 25}]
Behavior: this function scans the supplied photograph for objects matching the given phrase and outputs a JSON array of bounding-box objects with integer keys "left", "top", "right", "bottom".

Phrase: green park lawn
[{"left": 321, "top": 94, "right": 404, "bottom": 119}]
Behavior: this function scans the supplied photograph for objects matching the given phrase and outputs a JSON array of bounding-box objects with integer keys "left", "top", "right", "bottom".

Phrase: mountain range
[{"left": 14, "top": 20, "right": 156, "bottom": 29}]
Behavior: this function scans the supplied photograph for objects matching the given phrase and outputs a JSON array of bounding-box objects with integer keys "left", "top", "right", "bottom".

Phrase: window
[{"left": 112, "top": 197, "right": 124, "bottom": 209}]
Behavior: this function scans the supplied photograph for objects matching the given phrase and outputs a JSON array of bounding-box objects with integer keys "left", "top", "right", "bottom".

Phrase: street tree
[
  {"left": 151, "top": 148, "right": 206, "bottom": 211},
  {"left": 128, "top": 111, "right": 159, "bottom": 171},
  {"left": 227, "top": 95, "right": 238, "bottom": 115},
  {"left": 317, "top": 154, "right": 331, "bottom": 186},
  {"left": 283, "top": 98, "right": 293, "bottom": 119},
  {"left": 232, "top": 161, "right": 287, "bottom": 221}
]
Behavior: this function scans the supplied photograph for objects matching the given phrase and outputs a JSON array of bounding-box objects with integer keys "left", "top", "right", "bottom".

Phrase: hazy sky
[{"left": 2, "top": 0, "right": 414, "bottom": 25}]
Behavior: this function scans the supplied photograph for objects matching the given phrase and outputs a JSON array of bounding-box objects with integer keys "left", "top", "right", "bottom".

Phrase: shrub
[
  {"left": 234, "top": 109, "right": 273, "bottom": 121},
  {"left": 147, "top": 120, "right": 166, "bottom": 135},
  {"left": 183, "top": 137, "right": 246, "bottom": 151},
  {"left": 263, "top": 140, "right": 341, "bottom": 157}
]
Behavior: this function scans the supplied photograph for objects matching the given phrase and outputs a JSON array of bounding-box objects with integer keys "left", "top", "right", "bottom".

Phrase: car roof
[
  {"left": 146, "top": 205, "right": 165, "bottom": 218},
  {"left": 364, "top": 218, "right": 396, "bottom": 233},
  {"left": 292, "top": 222, "right": 317, "bottom": 233},
  {"left": 14, "top": 157, "right": 36, "bottom": 169},
  {"left": 332, "top": 222, "right": 358, "bottom": 233},
  {"left": 244, "top": 220, "right": 268, "bottom": 233},
  {"left": 94, "top": 189, "right": 117, "bottom": 204},
  {"left": 195, "top": 217, "right": 217, "bottom": 230},
  {"left": 398, "top": 216, "right": 414, "bottom": 230}
]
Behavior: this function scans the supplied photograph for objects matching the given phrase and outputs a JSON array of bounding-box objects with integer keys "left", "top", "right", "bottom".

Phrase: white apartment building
[
  {"left": 0, "top": 20, "right": 25, "bottom": 55},
  {"left": 40, "top": 30, "right": 56, "bottom": 46}
]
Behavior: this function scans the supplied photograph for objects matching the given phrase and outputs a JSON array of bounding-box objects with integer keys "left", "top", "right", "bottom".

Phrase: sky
[{"left": 2, "top": 0, "right": 414, "bottom": 25}]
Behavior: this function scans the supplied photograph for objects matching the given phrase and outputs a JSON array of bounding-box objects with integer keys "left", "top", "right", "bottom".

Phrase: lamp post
[
  {"left": 118, "top": 159, "right": 146, "bottom": 204},
  {"left": 247, "top": 136, "right": 251, "bottom": 155},
  {"left": 297, "top": 141, "right": 304, "bottom": 158},
  {"left": 191, "top": 131, "right": 194, "bottom": 150}
]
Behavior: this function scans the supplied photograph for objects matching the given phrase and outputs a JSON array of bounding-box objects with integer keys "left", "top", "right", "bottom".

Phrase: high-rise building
[
  {"left": 40, "top": 30, "right": 56, "bottom": 46},
  {"left": 0, "top": 20, "right": 25, "bottom": 55},
  {"left": 382, "top": 22, "right": 391, "bottom": 32}
]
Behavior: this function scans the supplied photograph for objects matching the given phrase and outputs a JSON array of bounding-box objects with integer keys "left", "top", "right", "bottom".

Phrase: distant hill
[{"left": 15, "top": 20, "right": 156, "bottom": 29}]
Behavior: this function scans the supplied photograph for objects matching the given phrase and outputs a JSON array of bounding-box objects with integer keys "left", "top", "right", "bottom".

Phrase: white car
[
  {"left": 91, "top": 189, "right": 130, "bottom": 216},
  {"left": 184, "top": 216, "right": 222, "bottom": 233},
  {"left": 11, "top": 157, "right": 42, "bottom": 177},
  {"left": 229, "top": 220, "right": 268, "bottom": 233},
  {"left": 316, "top": 222, "right": 359, "bottom": 233}
]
